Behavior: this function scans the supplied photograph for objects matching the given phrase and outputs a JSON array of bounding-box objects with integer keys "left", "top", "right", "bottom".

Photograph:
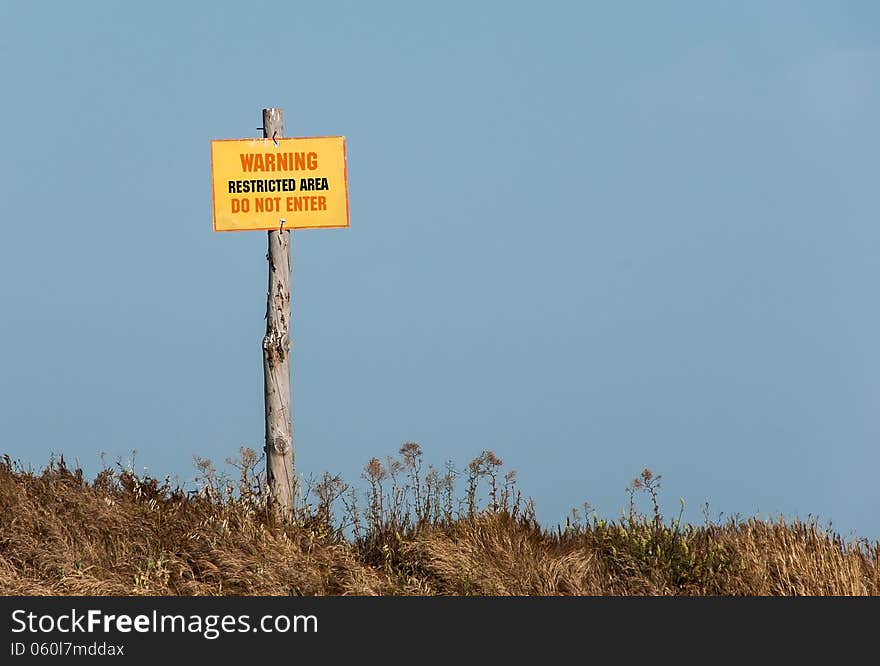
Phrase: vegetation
[{"left": 0, "top": 445, "right": 877, "bottom": 595}]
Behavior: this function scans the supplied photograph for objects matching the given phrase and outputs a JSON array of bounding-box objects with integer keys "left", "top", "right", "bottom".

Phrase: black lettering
[{"left": 227, "top": 179, "right": 301, "bottom": 195}]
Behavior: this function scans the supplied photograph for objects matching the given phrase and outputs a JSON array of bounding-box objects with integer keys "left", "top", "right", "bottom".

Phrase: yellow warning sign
[{"left": 211, "top": 136, "right": 348, "bottom": 232}]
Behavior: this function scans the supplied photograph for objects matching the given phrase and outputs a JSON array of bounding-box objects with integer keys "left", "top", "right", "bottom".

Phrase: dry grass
[
  {"left": 0, "top": 454, "right": 386, "bottom": 596},
  {"left": 0, "top": 449, "right": 877, "bottom": 596}
]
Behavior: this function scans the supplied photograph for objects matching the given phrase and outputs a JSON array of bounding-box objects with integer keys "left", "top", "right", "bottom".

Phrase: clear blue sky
[{"left": 1, "top": 2, "right": 878, "bottom": 539}]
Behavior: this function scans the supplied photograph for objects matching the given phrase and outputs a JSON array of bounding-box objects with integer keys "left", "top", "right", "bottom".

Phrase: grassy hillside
[{"left": 0, "top": 446, "right": 877, "bottom": 595}]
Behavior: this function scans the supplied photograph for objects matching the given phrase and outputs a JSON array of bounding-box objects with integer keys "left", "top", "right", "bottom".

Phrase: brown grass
[{"left": 0, "top": 449, "right": 877, "bottom": 596}]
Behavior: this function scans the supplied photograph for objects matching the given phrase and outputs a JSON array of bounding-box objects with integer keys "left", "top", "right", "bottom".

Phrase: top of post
[{"left": 262, "top": 108, "right": 284, "bottom": 140}]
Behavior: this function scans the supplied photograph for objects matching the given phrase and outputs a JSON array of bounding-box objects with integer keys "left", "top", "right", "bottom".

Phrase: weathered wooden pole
[{"left": 261, "top": 107, "right": 295, "bottom": 519}]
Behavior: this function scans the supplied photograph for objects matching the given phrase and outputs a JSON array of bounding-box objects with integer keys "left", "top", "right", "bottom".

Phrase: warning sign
[{"left": 211, "top": 136, "right": 348, "bottom": 232}]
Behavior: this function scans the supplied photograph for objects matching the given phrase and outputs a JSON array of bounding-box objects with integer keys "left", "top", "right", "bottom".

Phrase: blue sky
[{"left": 1, "top": 2, "right": 878, "bottom": 538}]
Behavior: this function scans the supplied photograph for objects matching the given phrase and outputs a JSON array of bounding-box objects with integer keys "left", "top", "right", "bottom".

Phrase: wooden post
[{"left": 261, "top": 107, "right": 295, "bottom": 519}]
